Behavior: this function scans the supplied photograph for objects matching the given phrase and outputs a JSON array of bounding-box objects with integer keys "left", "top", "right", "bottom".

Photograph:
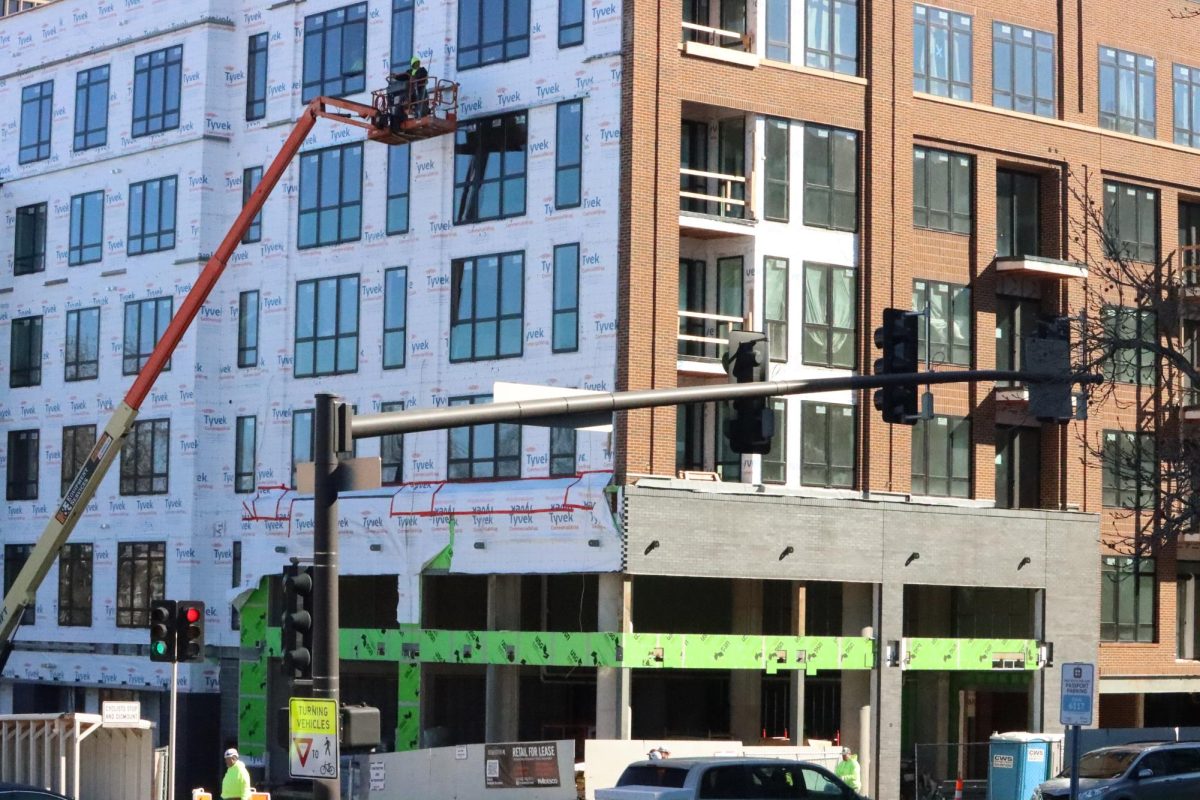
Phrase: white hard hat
[{"left": 224, "top": 748, "right": 239, "bottom": 759}]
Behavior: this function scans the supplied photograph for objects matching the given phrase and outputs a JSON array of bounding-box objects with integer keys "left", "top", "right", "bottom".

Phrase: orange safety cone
[{"left": 953, "top": 775, "right": 964, "bottom": 800}]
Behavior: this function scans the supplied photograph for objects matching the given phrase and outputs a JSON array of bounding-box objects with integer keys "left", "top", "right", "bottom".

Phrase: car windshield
[
  {"left": 1070, "top": 750, "right": 1138, "bottom": 779},
  {"left": 617, "top": 766, "right": 689, "bottom": 788}
]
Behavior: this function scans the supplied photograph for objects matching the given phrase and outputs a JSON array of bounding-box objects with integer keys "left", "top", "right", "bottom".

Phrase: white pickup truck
[{"left": 594, "top": 757, "right": 866, "bottom": 800}]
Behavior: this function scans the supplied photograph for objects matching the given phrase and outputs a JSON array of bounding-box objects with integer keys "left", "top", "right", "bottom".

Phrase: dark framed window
[
  {"left": 65, "top": 306, "right": 101, "bottom": 381},
  {"left": 132, "top": 45, "right": 182, "bottom": 137},
  {"left": 992, "top": 22, "right": 1054, "bottom": 117},
  {"left": 19, "top": 80, "right": 52, "bottom": 163},
  {"left": 246, "top": 33, "right": 268, "bottom": 121},
  {"left": 292, "top": 409, "right": 314, "bottom": 486},
  {"left": 74, "top": 65, "right": 109, "bottom": 151},
  {"left": 995, "top": 425, "right": 1041, "bottom": 509},
  {"left": 295, "top": 274, "right": 359, "bottom": 377},
  {"left": 62, "top": 424, "right": 96, "bottom": 497},
  {"left": 676, "top": 402, "right": 703, "bottom": 473},
  {"left": 127, "top": 175, "right": 178, "bottom": 255},
  {"left": 302, "top": 3, "right": 367, "bottom": 101},
  {"left": 69, "top": 190, "right": 105, "bottom": 265},
  {"left": 453, "top": 112, "right": 528, "bottom": 224},
  {"left": 1099, "top": 46, "right": 1155, "bottom": 137},
  {"left": 120, "top": 418, "right": 169, "bottom": 495},
  {"left": 381, "top": 401, "right": 405, "bottom": 485},
  {"left": 765, "top": 0, "right": 789, "bottom": 61},
  {"left": 996, "top": 170, "right": 1039, "bottom": 258},
  {"left": 458, "top": 0, "right": 530, "bottom": 70},
  {"left": 805, "top": 0, "right": 857, "bottom": 75},
  {"left": 1101, "top": 556, "right": 1155, "bottom": 643},
  {"left": 1103, "top": 430, "right": 1156, "bottom": 509},
  {"left": 1174, "top": 65, "right": 1200, "bottom": 146},
  {"left": 1182, "top": 200, "right": 1200, "bottom": 274},
  {"left": 387, "top": 144, "right": 410, "bottom": 234},
  {"left": 231, "top": 540, "right": 242, "bottom": 630},
  {"left": 801, "top": 401, "right": 854, "bottom": 488},
  {"left": 242, "top": 167, "right": 263, "bottom": 243},
  {"left": 913, "top": 146, "right": 972, "bottom": 233},
  {"left": 238, "top": 290, "right": 259, "bottom": 368},
  {"left": 14, "top": 202, "right": 47, "bottom": 275},
  {"left": 10, "top": 315, "right": 43, "bottom": 387},
  {"left": 715, "top": 402, "right": 741, "bottom": 482},
  {"left": 3, "top": 544, "right": 34, "bottom": 625},
  {"left": 559, "top": 0, "right": 583, "bottom": 47},
  {"left": 58, "top": 543, "right": 93, "bottom": 627},
  {"left": 448, "top": 395, "right": 521, "bottom": 480},
  {"left": 995, "top": 295, "right": 1040, "bottom": 380},
  {"left": 384, "top": 267, "right": 407, "bottom": 368},
  {"left": 123, "top": 296, "right": 172, "bottom": 375},
  {"left": 556, "top": 100, "right": 583, "bottom": 209},
  {"left": 235, "top": 415, "right": 257, "bottom": 494},
  {"left": 550, "top": 427, "right": 576, "bottom": 476},
  {"left": 764, "top": 257, "right": 788, "bottom": 362},
  {"left": 298, "top": 142, "right": 363, "bottom": 248},
  {"left": 1103, "top": 180, "right": 1159, "bottom": 263},
  {"left": 914, "top": 279, "right": 971, "bottom": 365},
  {"left": 912, "top": 414, "right": 970, "bottom": 497},
  {"left": 803, "top": 125, "right": 857, "bottom": 232},
  {"left": 1102, "top": 306, "right": 1156, "bottom": 385},
  {"left": 115, "top": 541, "right": 166, "bottom": 628},
  {"left": 6, "top": 430, "right": 39, "bottom": 501},
  {"left": 764, "top": 117, "right": 789, "bottom": 222},
  {"left": 913, "top": 5, "right": 972, "bottom": 99},
  {"left": 762, "top": 399, "right": 788, "bottom": 484},
  {"left": 553, "top": 244, "right": 579, "bottom": 353},
  {"left": 391, "top": 0, "right": 415, "bottom": 71},
  {"left": 450, "top": 252, "right": 524, "bottom": 362},
  {"left": 803, "top": 263, "right": 855, "bottom": 368}
]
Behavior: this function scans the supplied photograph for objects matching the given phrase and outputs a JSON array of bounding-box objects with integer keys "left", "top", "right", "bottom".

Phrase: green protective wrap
[
  {"left": 238, "top": 585, "right": 270, "bottom": 759},
  {"left": 903, "top": 638, "right": 1040, "bottom": 671}
]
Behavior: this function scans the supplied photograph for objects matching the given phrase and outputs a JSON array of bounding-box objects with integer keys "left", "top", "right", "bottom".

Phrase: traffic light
[
  {"left": 873, "top": 308, "right": 921, "bottom": 424},
  {"left": 1027, "top": 316, "right": 1074, "bottom": 423},
  {"left": 149, "top": 599, "right": 177, "bottom": 663},
  {"left": 177, "top": 600, "right": 206, "bottom": 662},
  {"left": 282, "top": 564, "right": 314, "bottom": 679},
  {"left": 722, "top": 331, "right": 775, "bottom": 454}
]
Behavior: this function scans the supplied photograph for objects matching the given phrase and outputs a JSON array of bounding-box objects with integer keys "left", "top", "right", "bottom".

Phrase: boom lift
[{"left": 0, "top": 79, "right": 459, "bottom": 670}]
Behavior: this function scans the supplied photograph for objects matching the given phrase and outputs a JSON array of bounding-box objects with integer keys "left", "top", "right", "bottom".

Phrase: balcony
[
  {"left": 679, "top": 167, "right": 754, "bottom": 237},
  {"left": 994, "top": 255, "right": 1087, "bottom": 280},
  {"left": 1179, "top": 246, "right": 1200, "bottom": 301},
  {"left": 678, "top": 308, "right": 745, "bottom": 374},
  {"left": 680, "top": 21, "right": 758, "bottom": 68}
]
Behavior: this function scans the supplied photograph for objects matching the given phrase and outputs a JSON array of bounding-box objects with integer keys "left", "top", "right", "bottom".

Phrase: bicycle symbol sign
[{"left": 289, "top": 697, "right": 339, "bottom": 780}]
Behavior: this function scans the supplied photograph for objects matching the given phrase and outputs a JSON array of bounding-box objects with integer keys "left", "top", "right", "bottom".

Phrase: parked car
[
  {"left": 1033, "top": 741, "right": 1200, "bottom": 799},
  {"left": 595, "top": 756, "right": 866, "bottom": 800},
  {"left": 0, "top": 785, "right": 71, "bottom": 800}
]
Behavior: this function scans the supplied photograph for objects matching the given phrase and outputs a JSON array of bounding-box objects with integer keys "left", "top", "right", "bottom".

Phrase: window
[
  {"left": 450, "top": 252, "right": 524, "bottom": 362},
  {"left": 381, "top": 401, "right": 404, "bottom": 485},
  {"left": 127, "top": 175, "right": 178, "bottom": 255},
  {"left": 803, "top": 263, "right": 855, "bottom": 368},
  {"left": 61, "top": 425, "right": 96, "bottom": 497},
  {"left": 995, "top": 295, "right": 1039, "bottom": 379},
  {"left": 391, "top": 0, "right": 414, "bottom": 70},
  {"left": 19, "top": 80, "right": 52, "bottom": 163},
  {"left": 242, "top": 167, "right": 263, "bottom": 243},
  {"left": 58, "top": 544, "right": 92, "bottom": 627},
  {"left": 550, "top": 427, "right": 576, "bottom": 476},
  {"left": 996, "top": 170, "right": 1039, "bottom": 258},
  {"left": 10, "top": 315, "right": 43, "bottom": 387},
  {"left": 235, "top": 416, "right": 256, "bottom": 494},
  {"left": 715, "top": 402, "right": 741, "bottom": 482},
  {"left": 1174, "top": 65, "right": 1200, "bottom": 146},
  {"left": 120, "top": 418, "right": 169, "bottom": 495},
  {"left": 1100, "top": 47, "right": 1155, "bottom": 137},
  {"left": 295, "top": 274, "right": 360, "bottom": 377},
  {"left": 764, "top": 257, "right": 789, "bottom": 362},
  {"left": 115, "top": 541, "right": 166, "bottom": 627},
  {"left": 1101, "top": 556, "right": 1155, "bottom": 642},
  {"left": 556, "top": 100, "right": 583, "bottom": 209},
  {"left": 912, "top": 414, "right": 971, "bottom": 497},
  {"left": 387, "top": 144, "right": 410, "bottom": 234},
  {"left": 1103, "top": 180, "right": 1158, "bottom": 263},
  {"left": 805, "top": 0, "right": 857, "bottom": 75},
  {"left": 231, "top": 541, "right": 242, "bottom": 630},
  {"left": 995, "top": 425, "right": 1041, "bottom": 509},
  {"left": 65, "top": 306, "right": 101, "bottom": 381},
  {"left": 801, "top": 401, "right": 855, "bottom": 488},
  {"left": 1103, "top": 430, "right": 1156, "bottom": 509},
  {"left": 1102, "top": 306, "right": 1156, "bottom": 385},
  {"left": 14, "top": 202, "right": 46, "bottom": 275},
  {"left": 914, "top": 279, "right": 971, "bottom": 365},
  {"left": 246, "top": 33, "right": 268, "bottom": 121},
  {"left": 454, "top": 112, "right": 528, "bottom": 224},
  {"left": 448, "top": 395, "right": 521, "bottom": 479},
  {"left": 384, "top": 267, "right": 408, "bottom": 368},
  {"left": 762, "top": 399, "right": 788, "bottom": 484},
  {"left": 292, "top": 409, "right": 314, "bottom": 486},
  {"left": 69, "top": 191, "right": 104, "bottom": 265},
  {"left": 559, "top": 0, "right": 583, "bottom": 47},
  {"left": 913, "top": 146, "right": 972, "bottom": 233},
  {"left": 764, "top": 118, "right": 789, "bottom": 222},
  {"left": 132, "top": 45, "right": 182, "bottom": 137},
  {"left": 553, "top": 245, "right": 579, "bottom": 353},
  {"left": 765, "top": 0, "right": 789, "bottom": 61},
  {"left": 803, "top": 125, "right": 857, "bottom": 231},
  {"left": 1182, "top": 200, "right": 1200, "bottom": 274},
  {"left": 238, "top": 290, "right": 259, "bottom": 368},
  {"left": 302, "top": 4, "right": 367, "bottom": 101},
  {"left": 6, "top": 430, "right": 39, "bottom": 500},
  {"left": 298, "top": 142, "right": 363, "bottom": 247},
  {"left": 123, "top": 296, "right": 172, "bottom": 375},
  {"left": 993, "top": 23, "right": 1055, "bottom": 117},
  {"left": 3, "top": 545, "right": 34, "bottom": 625},
  {"left": 74, "top": 66, "right": 109, "bottom": 151},
  {"left": 913, "top": 5, "right": 972, "bottom": 99},
  {"left": 458, "top": 0, "right": 530, "bottom": 69},
  {"left": 676, "top": 403, "right": 703, "bottom": 472}
]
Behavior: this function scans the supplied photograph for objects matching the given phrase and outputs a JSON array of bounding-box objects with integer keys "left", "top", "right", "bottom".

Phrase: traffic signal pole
[{"left": 312, "top": 394, "right": 341, "bottom": 800}]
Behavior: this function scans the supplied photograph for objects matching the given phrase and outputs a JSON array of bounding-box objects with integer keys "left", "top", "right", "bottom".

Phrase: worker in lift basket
[
  {"left": 835, "top": 747, "right": 861, "bottom": 792},
  {"left": 385, "top": 69, "right": 410, "bottom": 130},
  {"left": 408, "top": 56, "right": 429, "bottom": 117},
  {"left": 221, "top": 748, "right": 252, "bottom": 800}
]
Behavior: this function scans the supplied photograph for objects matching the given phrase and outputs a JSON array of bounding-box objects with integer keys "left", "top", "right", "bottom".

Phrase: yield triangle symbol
[{"left": 295, "top": 737, "right": 313, "bottom": 766}]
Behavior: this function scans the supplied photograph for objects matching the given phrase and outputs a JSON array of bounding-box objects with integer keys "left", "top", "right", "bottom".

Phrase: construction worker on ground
[
  {"left": 409, "top": 56, "right": 429, "bottom": 117},
  {"left": 836, "top": 746, "right": 861, "bottom": 792},
  {"left": 221, "top": 748, "right": 252, "bottom": 800}
]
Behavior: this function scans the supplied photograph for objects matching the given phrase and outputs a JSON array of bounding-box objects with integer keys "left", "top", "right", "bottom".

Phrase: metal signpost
[
  {"left": 289, "top": 697, "right": 340, "bottom": 781},
  {"left": 1060, "top": 662, "right": 1095, "bottom": 800}
]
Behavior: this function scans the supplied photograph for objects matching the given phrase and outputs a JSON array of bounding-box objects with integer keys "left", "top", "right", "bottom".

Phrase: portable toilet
[{"left": 987, "top": 732, "right": 1063, "bottom": 800}]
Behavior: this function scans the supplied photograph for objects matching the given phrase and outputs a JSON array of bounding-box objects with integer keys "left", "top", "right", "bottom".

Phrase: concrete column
[
  {"left": 1030, "top": 589, "right": 1045, "bottom": 731},
  {"left": 485, "top": 575, "right": 522, "bottom": 742},
  {"left": 841, "top": 582, "right": 874, "bottom": 797},
  {"left": 789, "top": 582, "right": 806, "bottom": 745},
  {"left": 595, "top": 573, "right": 633, "bottom": 739},
  {"left": 875, "top": 580, "right": 904, "bottom": 800},
  {"left": 730, "top": 579, "right": 764, "bottom": 743}
]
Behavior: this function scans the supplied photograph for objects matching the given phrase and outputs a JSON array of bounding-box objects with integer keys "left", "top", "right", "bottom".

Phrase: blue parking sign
[{"left": 1060, "top": 662, "right": 1095, "bottom": 726}]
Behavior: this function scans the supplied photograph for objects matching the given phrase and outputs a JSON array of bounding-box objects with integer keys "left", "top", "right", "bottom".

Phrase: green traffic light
[{"left": 154, "top": 641, "right": 167, "bottom": 655}]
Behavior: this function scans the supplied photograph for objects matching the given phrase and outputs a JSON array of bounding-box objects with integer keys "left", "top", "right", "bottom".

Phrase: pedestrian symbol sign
[{"left": 289, "top": 697, "right": 339, "bottom": 779}]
